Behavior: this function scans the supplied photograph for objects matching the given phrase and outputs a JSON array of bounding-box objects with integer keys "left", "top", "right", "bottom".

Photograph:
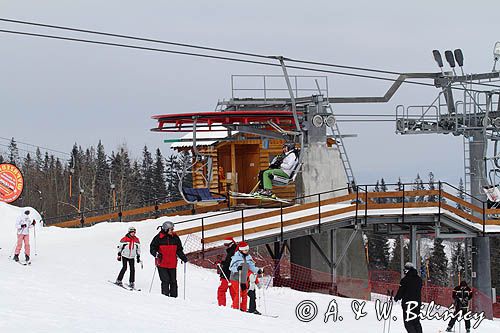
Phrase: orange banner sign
[{"left": 0, "top": 163, "right": 24, "bottom": 203}]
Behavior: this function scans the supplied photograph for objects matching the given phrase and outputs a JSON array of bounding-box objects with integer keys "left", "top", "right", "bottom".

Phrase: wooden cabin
[{"left": 171, "top": 131, "right": 296, "bottom": 205}]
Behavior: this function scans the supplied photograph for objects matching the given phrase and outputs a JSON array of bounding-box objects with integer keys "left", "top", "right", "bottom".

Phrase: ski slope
[{"left": 0, "top": 202, "right": 498, "bottom": 333}]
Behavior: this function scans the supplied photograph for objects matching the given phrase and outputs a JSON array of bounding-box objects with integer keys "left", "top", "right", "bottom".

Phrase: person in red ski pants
[{"left": 217, "top": 237, "right": 237, "bottom": 306}]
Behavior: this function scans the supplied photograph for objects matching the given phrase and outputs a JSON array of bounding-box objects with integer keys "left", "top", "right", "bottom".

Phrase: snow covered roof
[{"left": 169, "top": 126, "right": 238, "bottom": 148}]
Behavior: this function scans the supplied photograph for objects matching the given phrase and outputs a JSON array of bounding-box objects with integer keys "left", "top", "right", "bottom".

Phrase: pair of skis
[
  {"left": 229, "top": 191, "right": 291, "bottom": 204},
  {"left": 107, "top": 280, "right": 141, "bottom": 291}
]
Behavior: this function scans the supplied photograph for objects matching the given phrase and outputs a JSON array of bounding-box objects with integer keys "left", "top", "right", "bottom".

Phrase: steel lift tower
[{"left": 395, "top": 45, "right": 500, "bottom": 317}]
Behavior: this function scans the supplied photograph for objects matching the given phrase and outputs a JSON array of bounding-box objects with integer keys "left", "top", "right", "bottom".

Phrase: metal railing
[
  {"left": 230, "top": 74, "right": 329, "bottom": 101},
  {"left": 176, "top": 181, "right": 499, "bottom": 255}
]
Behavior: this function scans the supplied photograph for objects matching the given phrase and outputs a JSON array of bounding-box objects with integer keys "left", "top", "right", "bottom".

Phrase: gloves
[
  {"left": 137, "top": 256, "right": 141, "bottom": 263},
  {"left": 155, "top": 252, "right": 163, "bottom": 261},
  {"left": 237, "top": 265, "right": 243, "bottom": 271},
  {"left": 32, "top": 220, "right": 36, "bottom": 226},
  {"left": 257, "top": 269, "right": 263, "bottom": 275},
  {"left": 21, "top": 224, "right": 27, "bottom": 228},
  {"left": 117, "top": 254, "right": 122, "bottom": 262},
  {"left": 240, "top": 283, "right": 247, "bottom": 291},
  {"left": 182, "top": 257, "right": 188, "bottom": 263}
]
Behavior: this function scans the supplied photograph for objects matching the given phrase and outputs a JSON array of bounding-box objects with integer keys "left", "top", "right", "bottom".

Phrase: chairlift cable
[{"left": 0, "top": 28, "right": 492, "bottom": 94}]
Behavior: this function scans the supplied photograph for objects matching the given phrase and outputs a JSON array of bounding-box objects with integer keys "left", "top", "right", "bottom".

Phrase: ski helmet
[
  {"left": 404, "top": 262, "right": 414, "bottom": 269},
  {"left": 24, "top": 210, "right": 30, "bottom": 215},
  {"left": 403, "top": 262, "right": 414, "bottom": 274},
  {"left": 162, "top": 221, "right": 175, "bottom": 232},
  {"left": 283, "top": 142, "right": 295, "bottom": 151},
  {"left": 128, "top": 226, "right": 136, "bottom": 233}
]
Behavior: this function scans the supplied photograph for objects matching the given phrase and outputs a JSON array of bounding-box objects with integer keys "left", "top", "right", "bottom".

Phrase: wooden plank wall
[{"left": 175, "top": 135, "right": 297, "bottom": 201}]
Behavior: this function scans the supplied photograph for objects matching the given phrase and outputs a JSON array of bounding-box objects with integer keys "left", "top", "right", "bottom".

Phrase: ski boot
[
  {"left": 445, "top": 327, "right": 453, "bottom": 332},
  {"left": 25, "top": 255, "right": 30, "bottom": 262},
  {"left": 115, "top": 280, "right": 123, "bottom": 286},
  {"left": 251, "top": 310, "right": 261, "bottom": 315},
  {"left": 13, "top": 254, "right": 19, "bottom": 262},
  {"left": 129, "top": 282, "right": 135, "bottom": 289},
  {"left": 260, "top": 190, "right": 274, "bottom": 197}
]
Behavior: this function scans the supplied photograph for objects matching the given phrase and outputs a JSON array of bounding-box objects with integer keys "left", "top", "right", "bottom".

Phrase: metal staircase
[{"left": 326, "top": 105, "right": 356, "bottom": 187}]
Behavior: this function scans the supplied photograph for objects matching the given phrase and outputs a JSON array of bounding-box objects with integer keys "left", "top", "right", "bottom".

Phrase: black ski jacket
[
  {"left": 219, "top": 243, "right": 237, "bottom": 279},
  {"left": 452, "top": 285, "right": 473, "bottom": 308},
  {"left": 394, "top": 268, "right": 422, "bottom": 304}
]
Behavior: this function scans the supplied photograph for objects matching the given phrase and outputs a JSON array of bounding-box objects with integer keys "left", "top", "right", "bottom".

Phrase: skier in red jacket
[{"left": 150, "top": 221, "right": 188, "bottom": 297}]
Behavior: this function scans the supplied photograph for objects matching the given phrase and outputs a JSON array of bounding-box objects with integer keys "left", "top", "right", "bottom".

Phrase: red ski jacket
[{"left": 149, "top": 231, "right": 187, "bottom": 268}]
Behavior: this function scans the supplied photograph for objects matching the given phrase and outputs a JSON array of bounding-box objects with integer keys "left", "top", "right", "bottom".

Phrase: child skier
[
  {"left": 115, "top": 226, "right": 141, "bottom": 289},
  {"left": 247, "top": 271, "right": 262, "bottom": 315},
  {"left": 229, "top": 241, "right": 262, "bottom": 311},
  {"left": 13, "top": 210, "right": 36, "bottom": 263}
]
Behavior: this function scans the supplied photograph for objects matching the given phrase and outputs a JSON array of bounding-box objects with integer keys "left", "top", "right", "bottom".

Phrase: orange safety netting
[{"left": 183, "top": 235, "right": 497, "bottom": 318}]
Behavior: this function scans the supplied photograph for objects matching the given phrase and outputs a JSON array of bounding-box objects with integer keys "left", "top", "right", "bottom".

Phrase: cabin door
[{"left": 236, "top": 144, "right": 260, "bottom": 193}]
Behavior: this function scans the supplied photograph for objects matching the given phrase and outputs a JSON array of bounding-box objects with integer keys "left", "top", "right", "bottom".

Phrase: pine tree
[
  {"left": 8, "top": 138, "right": 20, "bottom": 166},
  {"left": 428, "top": 172, "right": 437, "bottom": 202},
  {"left": 394, "top": 177, "right": 404, "bottom": 203},
  {"left": 141, "top": 146, "right": 154, "bottom": 203},
  {"left": 428, "top": 238, "right": 449, "bottom": 286},
  {"left": 95, "top": 140, "right": 109, "bottom": 209},
  {"left": 110, "top": 146, "right": 136, "bottom": 208},
  {"left": 367, "top": 232, "right": 390, "bottom": 270},
  {"left": 152, "top": 148, "right": 167, "bottom": 201},
  {"left": 450, "top": 242, "right": 466, "bottom": 285},
  {"left": 389, "top": 236, "right": 409, "bottom": 272},
  {"left": 380, "top": 178, "right": 388, "bottom": 204},
  {"left": 165, "top": 154, "right": 181, "bottom": 201},
  {"left": 412, "top": 174, "right": 425, "bottom": 202},
  {"left": 373, "top": 180, "right": 381, "bottom": 204},
  {"left": 456, "top": 178, "right": 467, "bottom": 211}
]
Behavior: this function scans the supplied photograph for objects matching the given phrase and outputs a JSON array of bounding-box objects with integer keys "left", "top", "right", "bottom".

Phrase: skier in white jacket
[
  {"left": 14, "top": 210, "right": 36, "bottom": 262},
  {"left": 257, "top": 142, "right": 298, "bottom": 197}
]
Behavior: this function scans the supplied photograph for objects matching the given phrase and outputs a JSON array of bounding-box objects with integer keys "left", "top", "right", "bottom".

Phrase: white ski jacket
[
  {"left": 117, "top": 235, "right": 141, "bottom": 259},
  {"left": 280, "top": 150, "right": 298, "bottom": 176},
  {"left": 248, "top": 273, "right": 262, "bottom": 291},
  {"left": 16, "top": 214, "right": 33, "bottom": 235}
]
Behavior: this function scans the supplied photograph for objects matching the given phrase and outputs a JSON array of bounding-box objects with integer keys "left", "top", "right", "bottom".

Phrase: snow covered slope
[{"left": 0, "top": 202, "right": 498, "bottom": 333}]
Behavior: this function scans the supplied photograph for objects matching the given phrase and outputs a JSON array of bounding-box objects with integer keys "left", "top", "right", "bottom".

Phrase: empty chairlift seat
[{"left": 181, "top": 187, "right": 226, "bottom": 204}]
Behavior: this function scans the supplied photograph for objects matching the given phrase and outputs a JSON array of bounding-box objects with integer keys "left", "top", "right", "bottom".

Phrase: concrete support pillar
[{"left": 409, "top": 225, "right": 417, "bottom": 267}]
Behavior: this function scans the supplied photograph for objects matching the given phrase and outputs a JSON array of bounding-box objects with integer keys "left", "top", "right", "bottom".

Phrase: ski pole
[
  {"left": 33, "top": 221, "right": 37, "bottom": 256},
  {"left": 383, "top": 290, "right": 389, "bottom": 333},
  {"left": 149, "top": 266, "right": 157, "bottom": 293},
  {"left": 217, "top": 263, "right": 231, "bottom": 286},
  {"left": 387, "top": 290, "right": 394, "bottom": 333},
  {"left": 183, "top": 262, "right": 187, "bottom": 300},
  {"left": 262, "top": 281, "right": 267, "bottom": 315},
  {"left": 238, "top": 270, "right": 241, "bottom": 311}
]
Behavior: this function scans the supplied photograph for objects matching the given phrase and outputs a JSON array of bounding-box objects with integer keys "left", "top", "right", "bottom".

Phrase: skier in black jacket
[
  {"left": 149, "top": 221, "right": 188, "bottom": 297},
  {"left": 394, "top": 262, "right": 423, "bottom": 333},
  {"left": 217, "top": 237, "right": 237, "bottom": 306},
  {"left": 446, "top": 281, "right": 473, "bottom": 333}
]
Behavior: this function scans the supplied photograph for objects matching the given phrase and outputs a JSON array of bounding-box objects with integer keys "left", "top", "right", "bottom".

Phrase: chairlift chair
[
  {"left": 482, "top": 185, "right": 500, "bottom": 209},
  {"left": 271, "top": 159, "right": 302, "bottom": 186},
  {"left": 176, "top": 136, "right": 226, "bottom": 205}
]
